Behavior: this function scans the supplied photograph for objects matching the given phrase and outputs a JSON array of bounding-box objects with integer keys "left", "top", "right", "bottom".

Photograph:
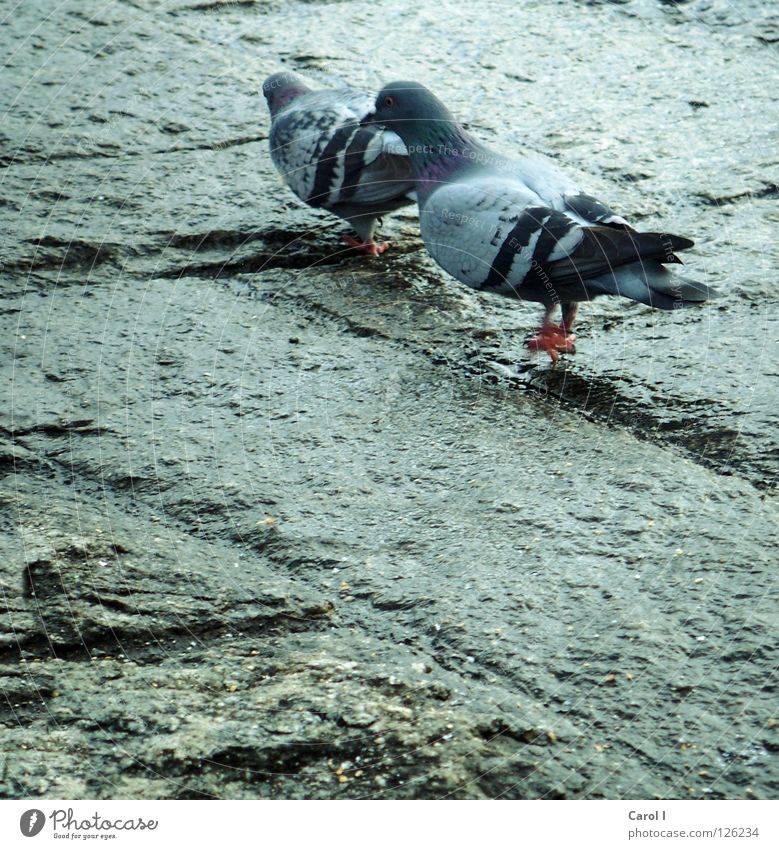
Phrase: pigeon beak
[{"left": 360, "top": 112, "right": 376, "bottom": 126}]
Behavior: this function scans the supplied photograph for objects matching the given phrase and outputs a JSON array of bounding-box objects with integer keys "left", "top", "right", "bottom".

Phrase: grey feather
[{"left": 263, "top": 73, "right": 415, "bottom": 244}]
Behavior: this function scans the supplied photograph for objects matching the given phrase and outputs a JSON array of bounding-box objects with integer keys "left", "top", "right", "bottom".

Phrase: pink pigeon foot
[
  {"left": 342, "top": 234, "right": 390, "bottom": 256},
  {"left": 526, "top": 323, "right": 577, "bottom": 364}
]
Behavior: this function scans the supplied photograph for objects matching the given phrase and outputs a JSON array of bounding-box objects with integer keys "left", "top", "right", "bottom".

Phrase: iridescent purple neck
[
  {"left": 404, "top": 122, "right": 487, "bottom": 201},
  {"left": 267, "top": 86, "right": 309, "bottom": 116}
]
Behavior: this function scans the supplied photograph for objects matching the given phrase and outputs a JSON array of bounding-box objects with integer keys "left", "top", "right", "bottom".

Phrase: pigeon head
[
  {"left": 370, "top": 81, "right": 459, "bottom": 146},
  {"left": 262, "top": 72, "right": 311, "bottom": 116},
  {"left": 368, "top": 82, "right": 482, "bottom": 190}
]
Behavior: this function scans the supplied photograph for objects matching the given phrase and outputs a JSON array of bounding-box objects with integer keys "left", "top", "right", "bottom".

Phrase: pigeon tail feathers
[{"left": 589, "top": 260, "right": 716, "bottom": 310}]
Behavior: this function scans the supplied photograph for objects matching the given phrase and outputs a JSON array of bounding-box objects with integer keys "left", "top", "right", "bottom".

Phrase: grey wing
[
  {"left": 335, "top": 127, "right": 415, "bottom": 207},
  {"left": 427, "top": 151, "right": 702, "bottom": 307},
  {"left": 508, "top": 152, "right": 632, "bottom": 228},
  {"left": 481, "top": 201, "right": 693, "bottom": 303},
  {"left": 421, "top": 178, "right": 561, "bottom": 292},
  {"left": 268, "top": 88, "right": 413, "bottom": 210},
  {"left": 268, "top": 104, "right": 331, "bottom": 202},
  {"left": 422, "top": 175, "right": 697, "bottom": 305},
  {"left": 561, "top": 191, "right": 631, "bottom": 229}
]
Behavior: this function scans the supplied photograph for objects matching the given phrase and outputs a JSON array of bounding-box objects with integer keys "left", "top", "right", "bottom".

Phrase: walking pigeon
[
  {"left": 367, "top": 81, "right": 714, "bottom": 360},
  {"left": 263, "top": 72, "right": 416, "bottom": 256}
]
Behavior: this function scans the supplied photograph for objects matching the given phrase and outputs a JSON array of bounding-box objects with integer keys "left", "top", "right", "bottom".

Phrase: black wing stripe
[
  {"left": 339, "top": 127, "right": 379, "bottom": 202},
  {"left": 481, "top": 206, "right": 550, "bottom": 290},
  {"left": 564, "top": 192, "right": 630, "bottom": 229},
  {"left": 521, "top": 211, "right": 580, "bottom": 295},
  {"left": 308, "top": 123, "right": 359, "bottom": 208}
]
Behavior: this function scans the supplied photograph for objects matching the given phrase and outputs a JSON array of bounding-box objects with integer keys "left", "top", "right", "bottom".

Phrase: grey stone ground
[{"left": 1, "top": 0, "right": 777, "bottom": 798}]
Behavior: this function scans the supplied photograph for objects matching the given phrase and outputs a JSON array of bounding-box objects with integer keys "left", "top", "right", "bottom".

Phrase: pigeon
[
  {"left": 263, "top": 72, "right": 416, "bottom": 256},
  {"left": 367, "top": 81, "right": 714, "bottom": 360}
]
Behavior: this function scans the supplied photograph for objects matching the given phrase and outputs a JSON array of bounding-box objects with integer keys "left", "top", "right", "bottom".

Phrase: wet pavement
[{"left": 1, "top": 0, "right": 777, "bottom": 798}]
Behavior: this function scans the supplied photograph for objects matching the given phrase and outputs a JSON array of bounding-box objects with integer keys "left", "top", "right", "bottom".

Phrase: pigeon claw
[
  {"left": 342, "top": 234, "right": 390, "bottom": 257},
  {"left": 526, "top": 324, "right": 577, "bottom": 364}
]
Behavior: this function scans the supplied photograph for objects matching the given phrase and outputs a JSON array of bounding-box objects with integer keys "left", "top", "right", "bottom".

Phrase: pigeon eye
[{"left": 384, "top": 95, "right": 395, "bottom": 108}]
